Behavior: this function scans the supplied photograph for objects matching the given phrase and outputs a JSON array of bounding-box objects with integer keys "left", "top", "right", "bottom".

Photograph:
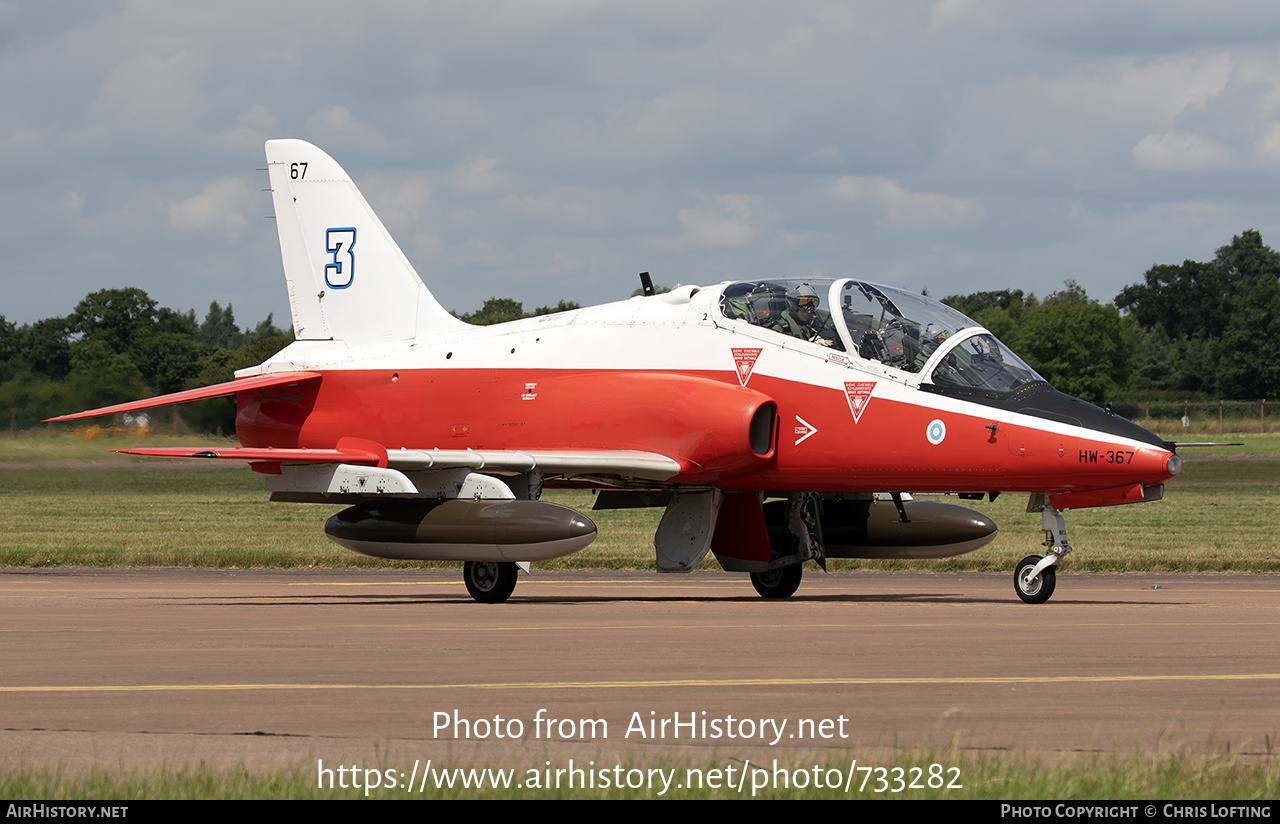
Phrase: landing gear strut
[
  {"left": 1015, "top": 498, "right": 1073, "bottom": 604},
  {"left": 463, "top": 561, "right": 519, "bottom": 603}
]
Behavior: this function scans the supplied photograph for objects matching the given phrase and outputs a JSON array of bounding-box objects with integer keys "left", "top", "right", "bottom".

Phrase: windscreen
[{"left": 718, "top": 277, "right": 1043, "bottom": 391}]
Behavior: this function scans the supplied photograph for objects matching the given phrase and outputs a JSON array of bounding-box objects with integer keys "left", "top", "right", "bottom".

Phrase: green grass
[
  {"left": 2, "top": 432, "right": 1277, "bottom": 571},
  {"left": 0, "top": 425, "right": 229, "bottom": 463},
  {"left": 1147, "top": 431, "right": 1280, "bottom": 458},
  {"left": 3, "top": 750, "right": 1276, "bottom": 799},
  {"left": 1135, "top": 412, "right": 1277, "bottom": 438},
  {"left": 847, "top": 456, "right": 1280, "bottom": 573}
]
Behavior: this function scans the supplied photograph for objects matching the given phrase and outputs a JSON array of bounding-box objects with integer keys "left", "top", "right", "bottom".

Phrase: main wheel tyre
[
  {"left": 1014, "top": 555, "right": 1056, "bottom": 604},
  {"left": 750, "top": 564, "right": 803, "bottom": 599},
  {"left": 463, "top": 561, "right": 519, "bottom": 603}
]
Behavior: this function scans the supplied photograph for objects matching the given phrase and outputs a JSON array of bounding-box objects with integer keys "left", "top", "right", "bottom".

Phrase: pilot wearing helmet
[{"left": 772, "top": 283, "right": 831, "bottom": 345}]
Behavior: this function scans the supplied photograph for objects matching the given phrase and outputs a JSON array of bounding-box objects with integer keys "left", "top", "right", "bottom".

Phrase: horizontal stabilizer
[
  {"left": 114, "top": 445, "right": 386, "bottom": 466},
  {"left": 116, "top": 435, "right": 385, "bottom": 467},
  {"left": 44, "top": 372, "right": 321, "bottom": 422}
]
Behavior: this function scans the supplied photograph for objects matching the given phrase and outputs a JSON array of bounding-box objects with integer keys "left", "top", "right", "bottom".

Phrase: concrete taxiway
[{"left": 1, "top": 567, "right": 1277, "bottom": 777}]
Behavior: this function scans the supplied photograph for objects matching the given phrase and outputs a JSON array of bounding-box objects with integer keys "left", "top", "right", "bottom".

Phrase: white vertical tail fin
[{"left": 265, "top": 139, "right": 466, "bottom": 343}]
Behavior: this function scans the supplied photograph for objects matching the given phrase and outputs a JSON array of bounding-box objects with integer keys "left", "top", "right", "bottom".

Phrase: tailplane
[{"left": 265, "top": 139, "right": 465, "bottom": 343}]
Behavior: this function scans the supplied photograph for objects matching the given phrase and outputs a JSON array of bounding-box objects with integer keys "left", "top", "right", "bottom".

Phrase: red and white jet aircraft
[{"left": 50, "top": 140, "right": 1183, "bottom": 604}]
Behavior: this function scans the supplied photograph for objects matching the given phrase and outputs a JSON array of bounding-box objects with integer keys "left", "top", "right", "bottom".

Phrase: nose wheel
[{"left": 1014, "top": 555, "right": 1056, "bottom": 604}]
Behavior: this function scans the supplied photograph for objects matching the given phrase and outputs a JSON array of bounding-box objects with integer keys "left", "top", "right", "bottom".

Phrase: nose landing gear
[{"left": 1015, "top": 498, "right": 1073, "bottom": 604}]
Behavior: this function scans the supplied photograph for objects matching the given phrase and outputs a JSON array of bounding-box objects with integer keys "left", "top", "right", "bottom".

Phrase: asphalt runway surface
[{"left": 2, "top": 567, "right": 1278, "bottom": 780}]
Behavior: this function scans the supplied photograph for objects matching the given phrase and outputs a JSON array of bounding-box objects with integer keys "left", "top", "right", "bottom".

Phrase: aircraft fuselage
[{"left": 237, "top": 282, "right": 1177, "bottom": 499}]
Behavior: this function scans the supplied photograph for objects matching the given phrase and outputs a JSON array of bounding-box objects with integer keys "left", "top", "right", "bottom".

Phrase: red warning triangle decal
[
  {"left": 731, "top": 347, "right": 763, "bottom": 386},
  {"left": 844, "top": 381, "right": 876, "bottom": 424}
]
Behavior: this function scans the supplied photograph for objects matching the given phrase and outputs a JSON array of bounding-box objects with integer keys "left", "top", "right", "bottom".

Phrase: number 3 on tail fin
[{"left": 325, "top": 228, "right": 356, "bottom": 289}]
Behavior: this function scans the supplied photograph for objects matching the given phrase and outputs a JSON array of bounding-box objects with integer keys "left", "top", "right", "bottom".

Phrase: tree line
[
  {"left": 3, "top": 228, "right": 1276, "bottom": 432},
  {"left": 940, "top": 229, "right": 1280, "bottom": 404},
  {"left": 0, "top": 288, "right": 291, "bottom": 432},
  {"left": 0, "top": 291, "right": 583, "bottom": 432}
]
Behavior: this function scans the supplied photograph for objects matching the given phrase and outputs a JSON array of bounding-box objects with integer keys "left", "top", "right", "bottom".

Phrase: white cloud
[
  {"left": 362, "top": 173, "right": 432, "bottom": 232},
  {"left": 411, "top": 233, "right": 442, "bottom": 259},
  {"left": 1132, "top": 132, "right": 1232, "bottom": 170},
  {"left": 502, "top": 193, "right": 556, "bottom": 213},
  {"left": 551, "top": 250, "right": 578, "bottom": 272},
  {"left": 309, "top": 106, "right": 359, "bottom": 132},
  {"left": 1255, "top": 122, "right": 1280, "bottom": 166},
  {"left": 63, "top": 191, "right": 85, "bottom": 216},
  {"left": 632, "top": 87, "right": 724, "bottom": 147},
  {"left": 0, "top": 128, "right": 44, "bottom": 159},
  {"left": 1097, "top": 52, "right": 1234, "bottom": 124},
  {"left": 930, "top": 0, "right": 982, "bottom": 28},
  {"left": 302, "top": 106, "right": 387, "bottom": 150},
  {"left": 675, "top": 194, "right": 756, "bottom": 248},
  {"left": 220, "top": 104, "right": 283, "bottom": 150},
  {"left": 85, "top": 49, "right": 207, "bottom": 136},
  {"left": 830, "top": 176, "right": 983, "bottom": 229},
  {"left": 169, "top": 178, "right": 251, "bottom": 237},
  {"left": 452, "top": 158, "right": 507, "bottom": 192}
]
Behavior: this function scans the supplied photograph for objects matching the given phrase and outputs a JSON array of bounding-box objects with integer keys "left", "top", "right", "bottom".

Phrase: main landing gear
[
  {"left": 747, "top": 493, "right": 823, "bottom": 600},
  {"left": 463, "top": 561, "right": 519, "bottom": 603},
  {"left": 1015, "top": 499, "right": 1072, "bottom": 605},
  {"left": 750, "top": 564, "right": 803, "bottom": 599}
]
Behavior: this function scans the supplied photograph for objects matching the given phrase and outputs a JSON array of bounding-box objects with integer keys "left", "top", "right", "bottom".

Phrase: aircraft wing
[
  {"left": 48, "top": 364, "right": 683, "bottom": 482},
  {"left": 112, "top": 442, "right": 684, "bottom": 481},
  {"left": 43, "top": 372, "right": 322, "bottom": 422},
  {"left": 382, "top": 448, "right": 683, "bottom": 481}
]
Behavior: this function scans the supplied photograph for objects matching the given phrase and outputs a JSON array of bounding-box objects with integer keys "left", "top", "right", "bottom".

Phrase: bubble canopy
[{"left": 718, "top": 277, "right": 1043, "bottom": 394}]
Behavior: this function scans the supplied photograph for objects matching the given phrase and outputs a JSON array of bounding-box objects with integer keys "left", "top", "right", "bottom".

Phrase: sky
[{"left": 5, "top": 0, "right": 1280, "bottom": 329}]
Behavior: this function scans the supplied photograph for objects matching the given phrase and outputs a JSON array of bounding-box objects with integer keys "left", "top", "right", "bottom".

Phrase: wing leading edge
[{"left": 112, "top": 443, "right": 684, "bottom": 481}]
